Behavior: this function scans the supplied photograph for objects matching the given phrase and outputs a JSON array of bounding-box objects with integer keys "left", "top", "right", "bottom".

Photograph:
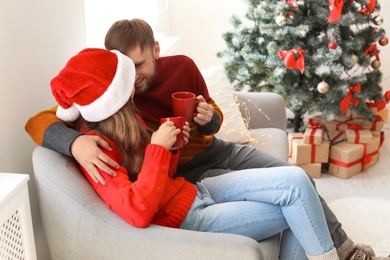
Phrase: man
[{"left": 25, "top": 18, "right": 384, "bottom": 259}]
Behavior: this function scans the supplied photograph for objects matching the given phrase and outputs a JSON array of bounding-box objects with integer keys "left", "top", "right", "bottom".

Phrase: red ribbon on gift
[
  {"left": 327, "top": 0, "right": 344, "bottom": 23},
  {"left": 367, "top": 0, "right": 376, "bottom": 13},
  {"left": 329, "top": 131, "right": 345, "bottom": 144},
  {"left": 347, "top": 124, "right": 364, "bottom": 143},
  {"left": 289, "top": 136, "right": 303, "bottom": 158},
  {"left": 366, "top": 98, "right": 386, "bottom": 111},
  {"left": 340, "top": 84, "right": 361, "bottom": 114},
  {"left": 278, "top": 48, "right": 305, "bottom": 74},
  {"left": 371, "top": 115, "right": 384, "bottom": 131},
  {"left": 365, "top": 44, "right": 380, "bottom": 61}
]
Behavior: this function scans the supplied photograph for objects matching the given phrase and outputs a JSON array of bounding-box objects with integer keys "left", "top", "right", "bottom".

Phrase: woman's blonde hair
[{"left": 82, "top": 100, "right": 151, "bottom": 181}]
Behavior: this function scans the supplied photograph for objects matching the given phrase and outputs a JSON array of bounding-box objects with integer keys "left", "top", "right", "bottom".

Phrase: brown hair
[
  {"left": 105, "top": 18, "right": 155, "bottom": 54},
  {"left": 82, "top": 100, "right": 151, "bottom": 181}
]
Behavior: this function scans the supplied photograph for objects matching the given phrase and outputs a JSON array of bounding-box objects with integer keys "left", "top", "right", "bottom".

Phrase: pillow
[{"left": 201, "top": 66, "right": 252, "bottom": 144}]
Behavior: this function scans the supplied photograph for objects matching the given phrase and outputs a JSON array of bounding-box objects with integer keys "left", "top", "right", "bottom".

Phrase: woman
[{"left": 50, "top": 48, "right": 339, "bottom": 260}]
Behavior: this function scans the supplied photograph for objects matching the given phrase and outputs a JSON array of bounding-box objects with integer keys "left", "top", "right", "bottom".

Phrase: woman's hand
[{"left": 151, "top": 121, "right": 181, "bottom": 150}]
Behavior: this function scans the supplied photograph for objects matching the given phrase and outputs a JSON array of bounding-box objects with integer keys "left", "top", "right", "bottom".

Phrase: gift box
[
  {"left": 369, "top": 108, "right": 389, "bottom": 123},
  {"left": 353, "top": 116, "right": 384, "bottom": 131},
  {"left": 288, "top": 133, "right": 329, "bottom": 164},
  {"left": 345, "top": 124, "right": 373, "bottom": 144},
  {"left": 323, "top": 118, "right": 353, "bottom": 131},
  {"left": 324, "top": 130, "right": 346, "bottom": 144},
  {"left": 328, "top": 136, "right": 380, "bottom": 179},
  {"left": 303, "top": 122, "right": 325, "bottom": 145}
]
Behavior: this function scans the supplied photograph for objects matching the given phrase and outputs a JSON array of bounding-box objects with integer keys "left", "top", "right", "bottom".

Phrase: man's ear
[{"left": 154, "top": 41, "right": 161, "bottom": 60}]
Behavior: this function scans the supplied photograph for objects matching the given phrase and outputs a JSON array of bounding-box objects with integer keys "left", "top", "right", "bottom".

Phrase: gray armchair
[{"left": 32, "top": 92, "right": 288, "bottom": 260}]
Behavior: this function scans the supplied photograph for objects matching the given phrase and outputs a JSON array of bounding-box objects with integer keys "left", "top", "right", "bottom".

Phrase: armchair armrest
[{"left": 233, "top": 91, "right": 287, "bottom": 131}]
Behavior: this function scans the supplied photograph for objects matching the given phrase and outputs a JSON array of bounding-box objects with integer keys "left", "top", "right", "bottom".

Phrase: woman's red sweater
[{"left": 80, "top": 120, "right": 197, "bottom": 228}]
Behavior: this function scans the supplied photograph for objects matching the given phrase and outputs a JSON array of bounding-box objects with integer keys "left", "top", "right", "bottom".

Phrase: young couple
[{"left": 25, "top": 18, "right": 387, "bottom": 260}]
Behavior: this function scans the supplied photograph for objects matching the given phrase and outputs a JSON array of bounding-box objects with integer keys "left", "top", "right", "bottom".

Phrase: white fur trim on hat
[{"left": 56, "top": 105, "right": 80, "bottom": 122}]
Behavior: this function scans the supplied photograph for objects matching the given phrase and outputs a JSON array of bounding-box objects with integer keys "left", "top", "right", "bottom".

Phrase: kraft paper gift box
[
  {"left": 288, "top": 133, "right": 329, "bottom": 164},
  {"left": 353, "top": 116, "right": 384, "bottom": 131},
  {"left": 303, "top": 124, "right": 325, "bottom": 145},
  {"left": 328, "top": 136, "right": 380, "bottom": 179},
  {"left": 323, "top": 118, "right": 353, "bottom": 131},
  {"left": 345, "top": 125, "right": 373, "bottom": 144},
  {"left": 324, "top": 130, "right": 346, "bottom": 145},
  {"left": 367, "top": 105, "right": 389, "bottom": 123}
]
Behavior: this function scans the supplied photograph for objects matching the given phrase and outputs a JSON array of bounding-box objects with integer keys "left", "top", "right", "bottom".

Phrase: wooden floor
[{"left": 313, "top": 119, "right": 390, "bottom": 204}]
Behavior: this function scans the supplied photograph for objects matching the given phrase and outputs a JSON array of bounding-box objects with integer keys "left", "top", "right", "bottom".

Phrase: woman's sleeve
[{"left": 82, "top": 140, "right": 173, "bottom": 228}]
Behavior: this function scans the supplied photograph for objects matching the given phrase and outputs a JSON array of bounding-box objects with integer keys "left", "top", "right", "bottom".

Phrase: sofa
[{"left": 32, "top": 91, "right": 288, "bottom": 260}]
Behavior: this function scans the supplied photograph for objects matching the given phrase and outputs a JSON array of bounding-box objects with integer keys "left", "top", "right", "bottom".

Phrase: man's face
[{"left": 126, "top": 42, "right": 160, "bottom": 94}]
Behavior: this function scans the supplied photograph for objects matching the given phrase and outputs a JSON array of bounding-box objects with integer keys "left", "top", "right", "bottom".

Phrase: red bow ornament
[
  {"left": 283, "top": 0, "right": 298, "bottom": 14},
  {"left": 384, "top": 90, "right": 390, "bottom": 101},
  {"left": 362, "top": 153, "right": 373, "bottom": 168},
  {"left": 365, "top": 44, "right": 380, "bottom": 61},
  {"left": 340, "top": 84, "right": 361, "bottom": 114},
  {"left": 327, "top": 0, "right": 344, "bottom": 23},
  {"left": 366, "top": 98, "right": 386, "bottom": 111},
  {"left": 367, "top": 0, "right": 376, "bottom": 13},
  {"left": 278, "top": 48, "right": 305, "bottom": 74}
]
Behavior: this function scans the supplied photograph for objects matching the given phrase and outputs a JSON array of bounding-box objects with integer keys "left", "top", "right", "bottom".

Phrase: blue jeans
[{"left": 180, "top": 166, "right": 334, "bottom": 260}]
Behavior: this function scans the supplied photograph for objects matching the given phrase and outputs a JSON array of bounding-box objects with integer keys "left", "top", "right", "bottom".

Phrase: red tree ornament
[
  {"left": 361, "top": 6, "right": 368, "bottom": 15},
  {"left": 328, "top": 41, "right": 337, "bottom": 49},
  {"left": 379, "top": 37, "right": 388, "bottom": 46}
]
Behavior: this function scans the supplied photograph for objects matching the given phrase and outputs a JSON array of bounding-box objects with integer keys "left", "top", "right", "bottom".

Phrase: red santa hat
[{"left": 50, "top": 48, "right": 135, "bottom": 122}]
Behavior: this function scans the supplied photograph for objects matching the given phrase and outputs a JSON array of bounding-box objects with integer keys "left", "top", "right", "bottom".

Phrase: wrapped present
[
  {"left": 365, "top": 99, "right": 389, "bottom": 123},
  {"left": 323, "top": 118, "right": 353, "bottom": 131},
  {"left": 303, "top": 119, "right": 325, "bottom": 145},
  {"left": 352, "top": 116, "right": 384, "bottom": 131},
  {"left": 371, "top": 107, "right": 389, "bottom": 123},
  {"left": 328, "top": 136, "right": 380, "bottom": 179},
  {"left": 288, "top": 133, "right": 329, "bottom": 164},
  {"left": 345, "top": 124, "right": 372, "bottom": 144},
  {"left": 324, "top": 130, "right": 346, "bottom": 144}
]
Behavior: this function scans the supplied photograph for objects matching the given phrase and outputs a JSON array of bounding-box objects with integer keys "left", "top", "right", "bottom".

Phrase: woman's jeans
[{"left": 180, "top": 166, "right": 334, "bottom": 259}]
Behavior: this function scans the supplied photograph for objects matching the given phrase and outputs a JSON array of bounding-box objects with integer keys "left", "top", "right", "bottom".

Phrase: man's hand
[
  {"left": 193, "top": 95, "right": 214, "bottom": 126},
  {"left": 70, "top": 135, "right": 119, "bottom": 185}
]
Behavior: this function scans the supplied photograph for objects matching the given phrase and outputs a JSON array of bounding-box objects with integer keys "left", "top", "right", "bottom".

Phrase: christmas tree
[{"left": 218, "top": 0, "right": 388, "bottom": 132}]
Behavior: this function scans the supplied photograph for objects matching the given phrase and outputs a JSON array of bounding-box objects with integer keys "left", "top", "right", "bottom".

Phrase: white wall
[
  {"left": 0, "top": 0, "right": 86, "bottom": 259},
  {"left": 169, "top": 0, "right": 247, "bottom": 69}
]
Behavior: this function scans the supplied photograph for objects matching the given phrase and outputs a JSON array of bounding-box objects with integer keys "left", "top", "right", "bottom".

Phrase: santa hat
[{"left": 51, "top": 48, "right": 135, "bottom": 122}]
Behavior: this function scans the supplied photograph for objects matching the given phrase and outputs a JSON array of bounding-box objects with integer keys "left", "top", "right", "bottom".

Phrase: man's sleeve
[{"left": 25, "top": 105, "right": 81, "bottom": 156}]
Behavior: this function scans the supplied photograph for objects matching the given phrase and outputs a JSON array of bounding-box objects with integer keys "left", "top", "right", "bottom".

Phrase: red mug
[
  {"left": 172, "top": 92, "right": 200, "bottom": 122},
  {"left": 159, "top": 116, "right": 185, "bottom": 149}
]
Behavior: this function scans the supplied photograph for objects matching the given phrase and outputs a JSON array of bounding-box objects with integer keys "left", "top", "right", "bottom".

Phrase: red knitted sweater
[{"left": 80, "top": 122, "right": 197, "bottom": 228}]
